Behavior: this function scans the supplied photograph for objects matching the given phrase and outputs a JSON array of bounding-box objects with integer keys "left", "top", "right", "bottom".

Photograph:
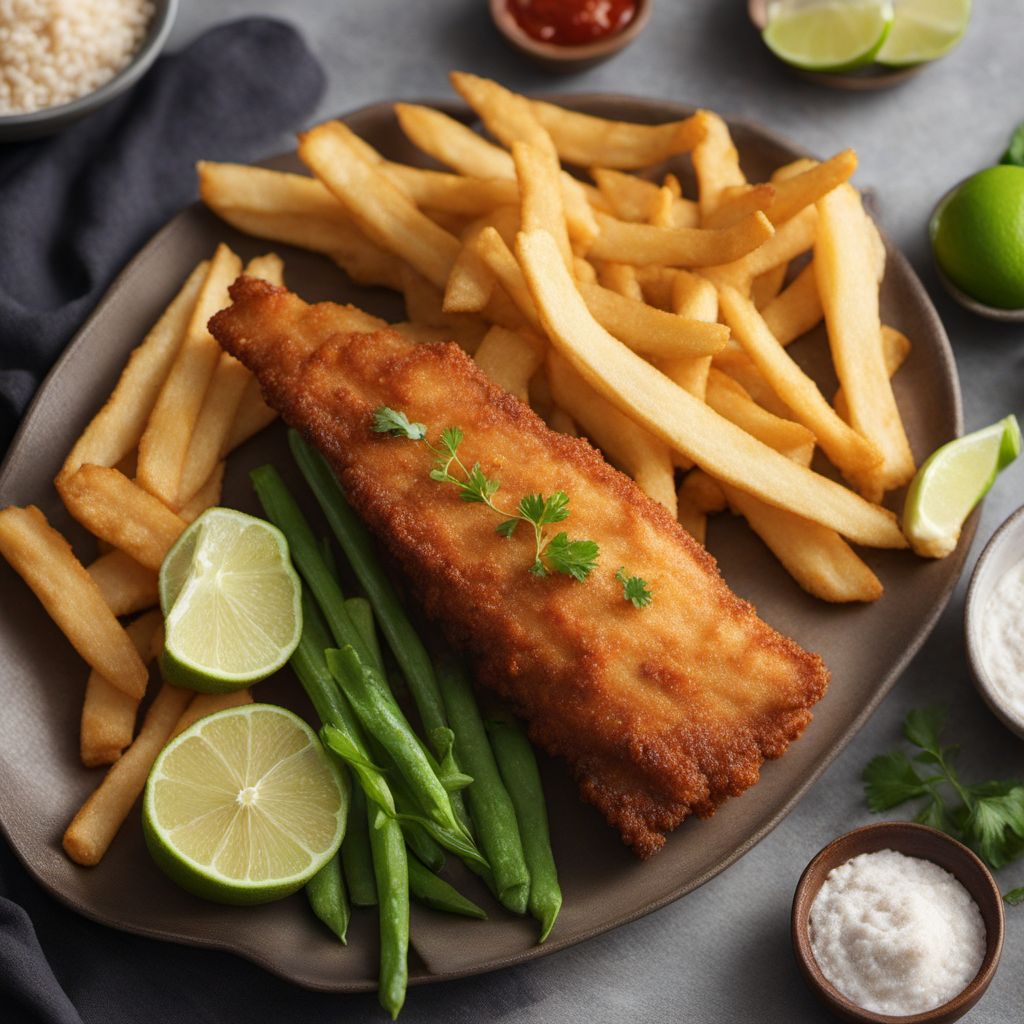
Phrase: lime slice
[
  {"left": 763, "top": 0, "right": 894, "bottom": 72},
  {"left": 159, "top": 507, "right": 302, "bottom": 692},
  {"left": 876, "top": 0, "right": 971, "bottom": 67},
  {"left": 144, "top": 703, "right": 346, "bottom": 904},
  {"left": 903, "top": 415, "right": 1021, "bottom": 558}
]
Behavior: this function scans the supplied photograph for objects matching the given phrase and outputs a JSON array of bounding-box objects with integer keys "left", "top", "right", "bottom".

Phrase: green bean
[
  {"left": 320, "top": 536, "right": 338, "bottom": 579},
  {"left": 368, "top": 804, "right": 408, "bottom": 1021},
  {"left": 408, "top": 856, "right": 487, "bottom": 920},
  {"left": 250, "top": 465, "right": 375, "bottom": 667},
  {"left": 289, "top": 431, "right": 448, "bottom": 740},
  {"left": 398, "top": 814, "right": 446, "bottom": 874},
  {"left": 486, "top": 713, "right": 562, "bottom": 942},
  {"left": 341, "top": 786, "right": 377, "bottom": 906},
  {"left": 344, "top": 596, "right": 384, "bottom": 674},
  {"left": 438, "top": 658, "right": 529, "bottom": 915},
  {"left": 306, "top": 853, "right": 350, "bottom": 942},
  {"left": 326, "top": 647, "right": 486, "bottom": 869}
]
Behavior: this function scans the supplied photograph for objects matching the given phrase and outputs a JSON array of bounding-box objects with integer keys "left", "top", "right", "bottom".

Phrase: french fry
[
  {"left": 169, "top": 688, "right": 253, "bottom": 742},
  {"left": 816, "top": 184, "right": 915, "bottom": 497},
  {"left": 718, "top": 285, "right": 883, "bottom": 483},
  {"left": 0, "top": 506, "right": 149, "bottom": 698},
  {"left": 676, "top": 493, "right": 707, "bottom": 545},
  {"left": 513, "top": 141, "right": 572, "bottom": 271},
  {"left": 60, "top": 466, "right": 185, "bottom": 572},
  {"left": 474, "top": 325, "right": 545, "bottom": 402},
  {"left": 400, "top": 265, "right": 488, "bottom": 352},
  {"left": 657, "top": 271, "right": 719, "bottom": 402},
  {"left": 197, "top": 163, "right": 403, "bottom": 290},
  {"left": 548, "top": 352, "right": 677, "bottom": 515},
  {"left": 135, "top": 245, "right": 241, "bottom": 507},
  {"left": 592, "top": 168, "right": 665, "bottom": 223},
  {"left": 693, "top": 111, "right": 746, "bottom": 217},
  {"left": 443, "top": 217, "right": 498, "bottom": 314},
  {"left": 299, "top": 121, "right": 461, "bottom": 290},
  {"left": 176, "top": 254, "right": 283, "bottom": 508},
  {"left": 81, "top": 610, "right": 162, "bottom": 767},
  {"left": 712, "top": 348, "right": 795, "bottom": 419},
  {"left": 578, "top": 279, "right": 728, "bottom": 359},
  {"left": 588, "top": 210, "right": 774, "bottom": 267},
  {"left": 679, "top": 468, "right": 727, "bottom": 513},
  {"left": 761, "top": 261, "right": 822, "bottom": 344},
  {"left": 701, "top": 184, "right": 775, "bottom": 230},
  {"left": 751, "top": 264, "right": 788, "bottom": 309},
  {"left": 835, "top": 326, "right": 912, "bottom": 423},
  {"left": 224, "top": 380, "right": 277, "bottom": 453},
  {"left": 179, "top": 462, "right": 225, "bottom": 525},
  {"left": 517, "top": 228, "right": 906, "bottom": 548},
  {"left": 721, "top": 484, "right": 883, "bottom": 603},
  {"left": 63, "top": 681, "right": 193, "bottom": 866},
  {"left": 473, "top": 226, "right": 544, "bottom": 332},
  {"left": 573, "top": 256, "right": 598, "bottom": 285},
  {"left": 634, "top": 265, "right": 678, "bottom": 310},
  {"left": 86, "top": 550, "right": 158, "bottom": 617},
  {"left": 548, "top": 407, "right": 577, "bottom": 435},
  {"left": 60, "top": 262, "right": 208, "bottom": 485},
  {"left": 595, "top": 260, "right": 644, "bottom": 300},
  {"left": 395, "top": 101, "right": 515, "bottom": 179},
  {"left": 380, "top": 161, "right": 517, "bottom": 215}
]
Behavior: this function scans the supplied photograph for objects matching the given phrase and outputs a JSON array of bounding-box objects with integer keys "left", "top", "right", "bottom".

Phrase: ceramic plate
[{"left": 0, "top": 96, "right": 971, "bottom": 992}]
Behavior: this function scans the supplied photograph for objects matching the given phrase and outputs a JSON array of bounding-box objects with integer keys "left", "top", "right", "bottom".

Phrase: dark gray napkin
[
  {"left": 0, "top": 17, "right": 323, "bottom": 1023},
  {"left": 0, "top": 17, "right": 325, "bottom": 454}
]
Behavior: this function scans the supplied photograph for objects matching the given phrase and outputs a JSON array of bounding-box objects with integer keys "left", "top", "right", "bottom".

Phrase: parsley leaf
[
  {"left": 496, "top": 518, "right": 519, "bottom": 538},
  {"left": 372, "top": 406, "right": 426, "bottom": 440},
  {"left": 863, "top": 751, "right": 930, "bottom": 811},
  {"left": 544, "top": 533, "right": 599, "bottom": 581},
  {"left": 616, "top": 567, "right": 652, "bottom": 609},
  {"left": 1004, "top": 887, "right": 1024, "bottom": 906}
]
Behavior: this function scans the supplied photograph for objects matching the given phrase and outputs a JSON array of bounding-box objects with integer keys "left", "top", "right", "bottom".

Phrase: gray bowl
[
  {"left": 0, "top": 0, "right": 178, "bottom": 142},
  {"left": 965, "top": 505, "right": 1024, "bottom": 740}
]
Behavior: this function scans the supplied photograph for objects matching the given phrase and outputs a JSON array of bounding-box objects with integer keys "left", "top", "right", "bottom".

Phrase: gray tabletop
[{"left": 169, "top": 2, "right": 1024, "bottom": 1019}]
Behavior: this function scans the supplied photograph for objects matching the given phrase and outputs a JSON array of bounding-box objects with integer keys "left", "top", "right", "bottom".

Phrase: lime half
[
  {"left": 159, "top": 507, "right": 302, "bottom": 692},
  {"left": 144, "top": 703, "right": 347, "bottom": 904},
  {"left": 877, "top": 0, "right": 971, "bottom": 67},
  {"left": 903, "top": 415, "right": 1021, "bottom": 558},
  {"left": 763, "top": 0, "right": 894, "bottom": 72}
]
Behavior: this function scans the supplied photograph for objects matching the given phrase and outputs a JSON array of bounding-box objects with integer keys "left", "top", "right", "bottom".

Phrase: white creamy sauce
[
  {"left": 981, "top": 558, "right": 1024, "bottom": 723},
  {"left": 809, "top": 849, "right": 986, "bottom": 1016}
]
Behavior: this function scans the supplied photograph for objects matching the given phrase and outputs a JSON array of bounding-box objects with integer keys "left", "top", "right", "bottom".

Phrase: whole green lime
[{"left": 931, "top": 165, "right": 1024, "bottom": 309}]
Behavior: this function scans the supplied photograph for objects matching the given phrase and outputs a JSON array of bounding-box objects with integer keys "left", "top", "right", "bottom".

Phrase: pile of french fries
[
  {"left": 0, "top": 247, "right": 288, "bottom": 867},
  {"left": 200, "top": 70, "right": 920, "bottom": 605}
]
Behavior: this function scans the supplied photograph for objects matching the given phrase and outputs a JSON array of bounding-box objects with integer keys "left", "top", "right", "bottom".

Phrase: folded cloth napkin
[
  {"left": 0, "top": 17, "right": 323, "bottom": 1023},
  {"left": 0, "top": 17, "right": 325, "bottom": 455}
]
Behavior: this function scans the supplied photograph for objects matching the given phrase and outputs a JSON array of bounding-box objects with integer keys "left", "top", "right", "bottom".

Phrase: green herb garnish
[
  {"left": 864, "top": 707, "right": 1024, "bottom": 889},
  {"left": 372, "top": 406, "right": 646, "bottom": 603}
]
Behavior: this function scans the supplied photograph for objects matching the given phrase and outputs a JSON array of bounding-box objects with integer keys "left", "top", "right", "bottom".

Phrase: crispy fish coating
[{"left": 210, "top": 278, "right": 829, "bottom": 857}]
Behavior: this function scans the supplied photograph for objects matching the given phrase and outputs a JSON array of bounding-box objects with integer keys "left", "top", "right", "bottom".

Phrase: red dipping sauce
[{"left": 507, "top": 0, "right": 638, "bottom": 47}]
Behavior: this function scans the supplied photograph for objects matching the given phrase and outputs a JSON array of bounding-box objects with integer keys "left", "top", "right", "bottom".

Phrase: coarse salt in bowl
[{"left": 0, "top": 0, "right": 178, "bottom": 141}]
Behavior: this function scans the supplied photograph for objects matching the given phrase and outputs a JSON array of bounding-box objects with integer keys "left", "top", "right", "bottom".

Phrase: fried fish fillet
[{"left": 210, "top": 277, "right": 829, "bottom": 857}]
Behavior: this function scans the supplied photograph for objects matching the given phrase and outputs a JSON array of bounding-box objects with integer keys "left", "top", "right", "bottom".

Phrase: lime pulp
[
  {"left": 876, "top": 0, "right": 971, "bottom": 67},
  {"left": 762, "top": 0, "right": 894, "bottom": 73}
]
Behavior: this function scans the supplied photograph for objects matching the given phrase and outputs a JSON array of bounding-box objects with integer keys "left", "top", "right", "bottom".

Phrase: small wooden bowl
[
  {"left": 965, "top": 504, "right": 1024, "bottom": 738},
  {"left": 747, "top": 0, "right": 922, "bottom": 91},
  {"left": 489, "top": 0, "right": 652, "bottom": 73},
  {"left": 792, "top": 822, "right": 1004, "bottom": 1024}
]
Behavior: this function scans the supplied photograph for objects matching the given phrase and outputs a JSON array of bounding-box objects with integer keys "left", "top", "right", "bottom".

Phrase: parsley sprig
[
  {"left": 864, "top": 706, "right": 1024, "bottom": 901},
  {"left": 372, "top": 406, "right": 650, "bottom": 603}
]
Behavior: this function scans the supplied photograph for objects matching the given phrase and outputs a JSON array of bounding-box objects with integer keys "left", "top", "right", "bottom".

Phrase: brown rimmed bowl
[
  {"left": 965, "top": 504, "right": 1024, "bottom": 739},
  {"left": 791, "top": 822, "right": 1004, "bottom": 1024},
  {"left": 489, "top": 0, "right": 651, "bottom": 73}
]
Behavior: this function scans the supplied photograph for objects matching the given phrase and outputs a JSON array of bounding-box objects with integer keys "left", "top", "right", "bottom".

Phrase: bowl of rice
[{"left": 0, "top": 0, "right": 178, "bottom": 141}]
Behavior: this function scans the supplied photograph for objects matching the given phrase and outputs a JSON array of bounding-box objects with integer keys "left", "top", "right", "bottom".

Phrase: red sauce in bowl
[{"left": 506, "top": 0, "right": 638, "bottom": 47}]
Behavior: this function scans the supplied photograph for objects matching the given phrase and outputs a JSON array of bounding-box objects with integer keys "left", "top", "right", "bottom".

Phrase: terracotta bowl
[
  {"left": 965, "top": 504, "right": 1024, "bottom": 738},
  {"left": 747, "top": 0, "right": 922, "bottom": 91},
  {"left": 489, "top": 0, "right": 651, "bottom": 73},
  {"left": 791, "top": 822, "right": 1004, "bottom": 1024}
]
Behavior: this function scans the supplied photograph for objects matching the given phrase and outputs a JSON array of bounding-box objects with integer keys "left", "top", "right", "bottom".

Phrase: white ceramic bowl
[{"left": 965, "top": 505, "right": 1024, "bottom": 739}]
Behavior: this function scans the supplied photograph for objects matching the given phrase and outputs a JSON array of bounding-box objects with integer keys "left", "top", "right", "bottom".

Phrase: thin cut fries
[
  {"left": 692, "top": 111, "right": 746, "bottom": 216},
  {"left": 395, "top": 101, "right": 516, "bottom": 180},
  {"left": 444, "top": 216, "right": 498, "bottom": 313},
  {"left": 676, "top": 492, "right": 707, "bottom": 545},
  {"left": 701, "top": 184, "right": 775, "bottom": 230},
  {"left": 136, "top": 245, "right": 241, "bottom": 507},
  {"left": 474, "top": 325, "right": 544, "bottom": 402},
  {"left": 81, "top": 610, "right": 162, "bottom": 767},
  {"left": 761, "top": 261, "right": 822, "bottom": 344},
  {"left": 380, "top": 161, "right": 517, "bottom": 215},
  {"left": 548, "top": 352, "right": 677, "bottom": 515},
  {"left": 0, "top": 506, "right": 149, "bottom": 698},
  {"left": 514, "top": 141, "right": 573, "bottom": 271},
  {"left": 299, "top": 121, "right": 461, "bottom": 290},
  {"left": 473, "top": 226, "right": 544, "bottom": 332},
  {"left": 595, "top": 261, "right": 643, "bottom": 300},
  {"left": 225, "top": 380, "right": 277, "bottom": 453},
  {"left": 63, "top": 682, "right": 193, "bottom": 866},
  {"left": 86, "top": 550, "right": 159, "bottom": 617},
  {"left": 59, "top": 262, "right": 208, "bottom": 484},
  {"left": 701, "top": 206, "right": 816, "bottom": 290},
  {"left": 835, "top": 326, "right": 912, "bottom": 422},
  {"left": 718, "top": 285, "right": 884, "bottom": 483},
  {"left": 179, "top": 462, "right": 225, "bottom": 525},
  {"left": 588, "top": 210, "right": 774, "bottom": 268},
  {"left": 658, "top": 271, "right": 718, "bottom": 402},
  {"left": 169, "top": 688, "right": 253, "bottom": 742},
  {"left": 816, "top": 184, "right": 915, "bottom": 498},
  {"left": 60, "top": 466, "right": 185, "bottom": 572},
  {"left": 680, "top": 468, "right": 727, "bottom": 514},
  {"left": 517, "top": 228, "right": 906, "bottom": 548}
]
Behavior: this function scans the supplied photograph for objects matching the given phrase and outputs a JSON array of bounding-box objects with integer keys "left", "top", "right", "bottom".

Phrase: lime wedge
[
  {"left": 763, "top": 0, "right": 894, "bottom": 72},
  {"left": 903, "top": 415, "right": 1021, "bottom": 558},
  {"left": 877, "top": 0, "right": 971, "bottom": 67},
  {"left": 159, "top": 508, "right": 302, "bottom": 692},
  {"left": 144, "top": 703, "right": 346, "bottom": 904}
]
